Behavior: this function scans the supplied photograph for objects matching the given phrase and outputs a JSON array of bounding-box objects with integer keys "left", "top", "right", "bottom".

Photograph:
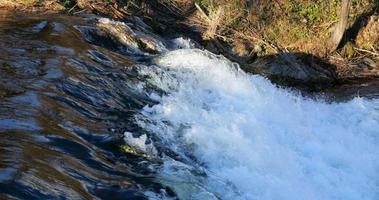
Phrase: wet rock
[
  {"left": 135, "top": 30, "right": 167, "bottom": 53},
  {"left": 51, "top": 22, "right": 66, "bottom": 34},
  {"left": 356, "top": 15, "right": 379, "bottom": 49},
  {"left": 96, "top": 18, "right": 141, "bottom": 53},
  {"left": 31, "top": 21, "right": 48, "bottom": 33},
  {"left": 96, "top": 18, "right": 166, "bottom": 54},
  {"left": 75, "top": 25, "right": 123, "bottom": 52},
  {"left": 133, "top": 16, "right": 152, "bottom": 32}
]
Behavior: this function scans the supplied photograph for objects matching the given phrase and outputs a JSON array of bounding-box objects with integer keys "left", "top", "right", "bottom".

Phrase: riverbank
[{"left": 1, "top": 0, "right": 378, "bottom": 91}]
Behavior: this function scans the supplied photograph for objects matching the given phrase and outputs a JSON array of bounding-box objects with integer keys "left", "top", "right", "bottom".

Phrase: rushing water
[{"left": 0, "top": 12, "right": 378, "bottom": 200}]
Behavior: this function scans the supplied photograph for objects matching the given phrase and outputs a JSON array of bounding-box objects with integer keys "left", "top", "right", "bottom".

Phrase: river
[{"left": 0, "top": 12, "right": 378, "bottom": 200}]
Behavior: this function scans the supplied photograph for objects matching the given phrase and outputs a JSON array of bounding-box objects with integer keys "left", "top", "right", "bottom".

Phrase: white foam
[
  {"left": 123, "top": 132, "right": 157, "bottom": 156},
  {"left": 133, "top": 49, "right": 379, "bottom": 200},
  {"left": 170, "top": 37, "right": 196, "bottom": 49}
]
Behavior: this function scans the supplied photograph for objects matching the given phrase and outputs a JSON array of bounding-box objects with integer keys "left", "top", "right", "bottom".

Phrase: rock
[
  {"left": 133, "top": 16, "right": 152, "bottom": 32},
  {"left": 31, "top": 21, "right": 48, "bottom": 33},
  {"left": 95, "top": 18, "right": 166, "bottom": 54},
  {"left": 134, "top": 30, "right": 167, "bottom": 53},
  {"left": 243, "top": 53, "right": 337, "bottom": 86},
  {"left": 96, "top": 18, "right": 141, "bottom": 52},
  {"left": 356, "top": 15, "right": 379, "bottom": 49}
]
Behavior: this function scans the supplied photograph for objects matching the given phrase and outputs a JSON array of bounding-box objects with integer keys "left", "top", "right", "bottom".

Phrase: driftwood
[{"left": 327, "top": 0, "right": 350, "bottom": 52}]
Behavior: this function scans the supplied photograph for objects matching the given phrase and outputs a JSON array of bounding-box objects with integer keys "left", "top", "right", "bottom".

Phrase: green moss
[
  {"left": 120, "top": 144, "right": 138, "bottom": 155},
  {"left": 256, "top": 48, "right": 268, "bottom": 57},
  {"left": 120, "top": 144, "right": 149, "bottom": 158}
]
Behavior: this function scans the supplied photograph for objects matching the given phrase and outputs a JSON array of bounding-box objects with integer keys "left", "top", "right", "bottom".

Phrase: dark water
[{"left": 0, "top": 12, "right": 173, "bottom": 199}]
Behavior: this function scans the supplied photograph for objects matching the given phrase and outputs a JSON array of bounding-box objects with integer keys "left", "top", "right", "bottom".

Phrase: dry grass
[
  {"left": 185, "top": 0, "right": 378, "bottom": 58},
  {"left": 193, "top": 3, "right": 224, "bottom": 39},
  {"left": 0, "top": 0, "right": 64, "bottom": 12}
]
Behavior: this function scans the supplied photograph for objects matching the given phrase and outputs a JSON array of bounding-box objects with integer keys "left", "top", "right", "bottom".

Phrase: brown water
[{"left": 0, "top": 12, "right": 173, "bottom": 199}]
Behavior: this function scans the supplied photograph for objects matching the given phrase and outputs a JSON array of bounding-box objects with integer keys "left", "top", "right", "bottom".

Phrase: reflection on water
[{"left": 0, "top": 12, "right": 171, "bottom": 199}]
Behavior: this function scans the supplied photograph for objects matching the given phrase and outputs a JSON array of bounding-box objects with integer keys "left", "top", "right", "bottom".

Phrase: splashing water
[{"left": 130, "top": 49, "right": 379, "bottom": 200}]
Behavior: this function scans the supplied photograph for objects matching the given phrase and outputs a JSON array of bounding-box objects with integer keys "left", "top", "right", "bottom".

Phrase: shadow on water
[{"left": 0, "top": 11, "right": 175, "bottom": 199}]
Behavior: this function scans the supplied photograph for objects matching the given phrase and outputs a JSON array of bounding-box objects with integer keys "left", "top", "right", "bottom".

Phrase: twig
[
  {"left": 329, "top": 55, "right": 345, "bottom": 61},
  {"left": 73, "top": 9, "right": 87, "bottom": 15},
  {"left": 67, "top": 3, "right": 77, "bottom": 14},
  {"left": 194, "top": 3, "right": 211, "bottom": 22},
  {"left": 214, "top": 33, "right": 231, "bottom": 42},
  {"left": 162, "top": 0, "right": 183, "bottom": 13},
  {"left": 354, "top": 47, "right": 379, "bottom": 57},
  {"left": 371, "top": 45, "right": 378, "bottom": 54}
]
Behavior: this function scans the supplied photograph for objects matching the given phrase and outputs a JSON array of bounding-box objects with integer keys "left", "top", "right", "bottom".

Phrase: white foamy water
[{"left": 129, "top": 49, "right": 379, "bottom": 200}]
